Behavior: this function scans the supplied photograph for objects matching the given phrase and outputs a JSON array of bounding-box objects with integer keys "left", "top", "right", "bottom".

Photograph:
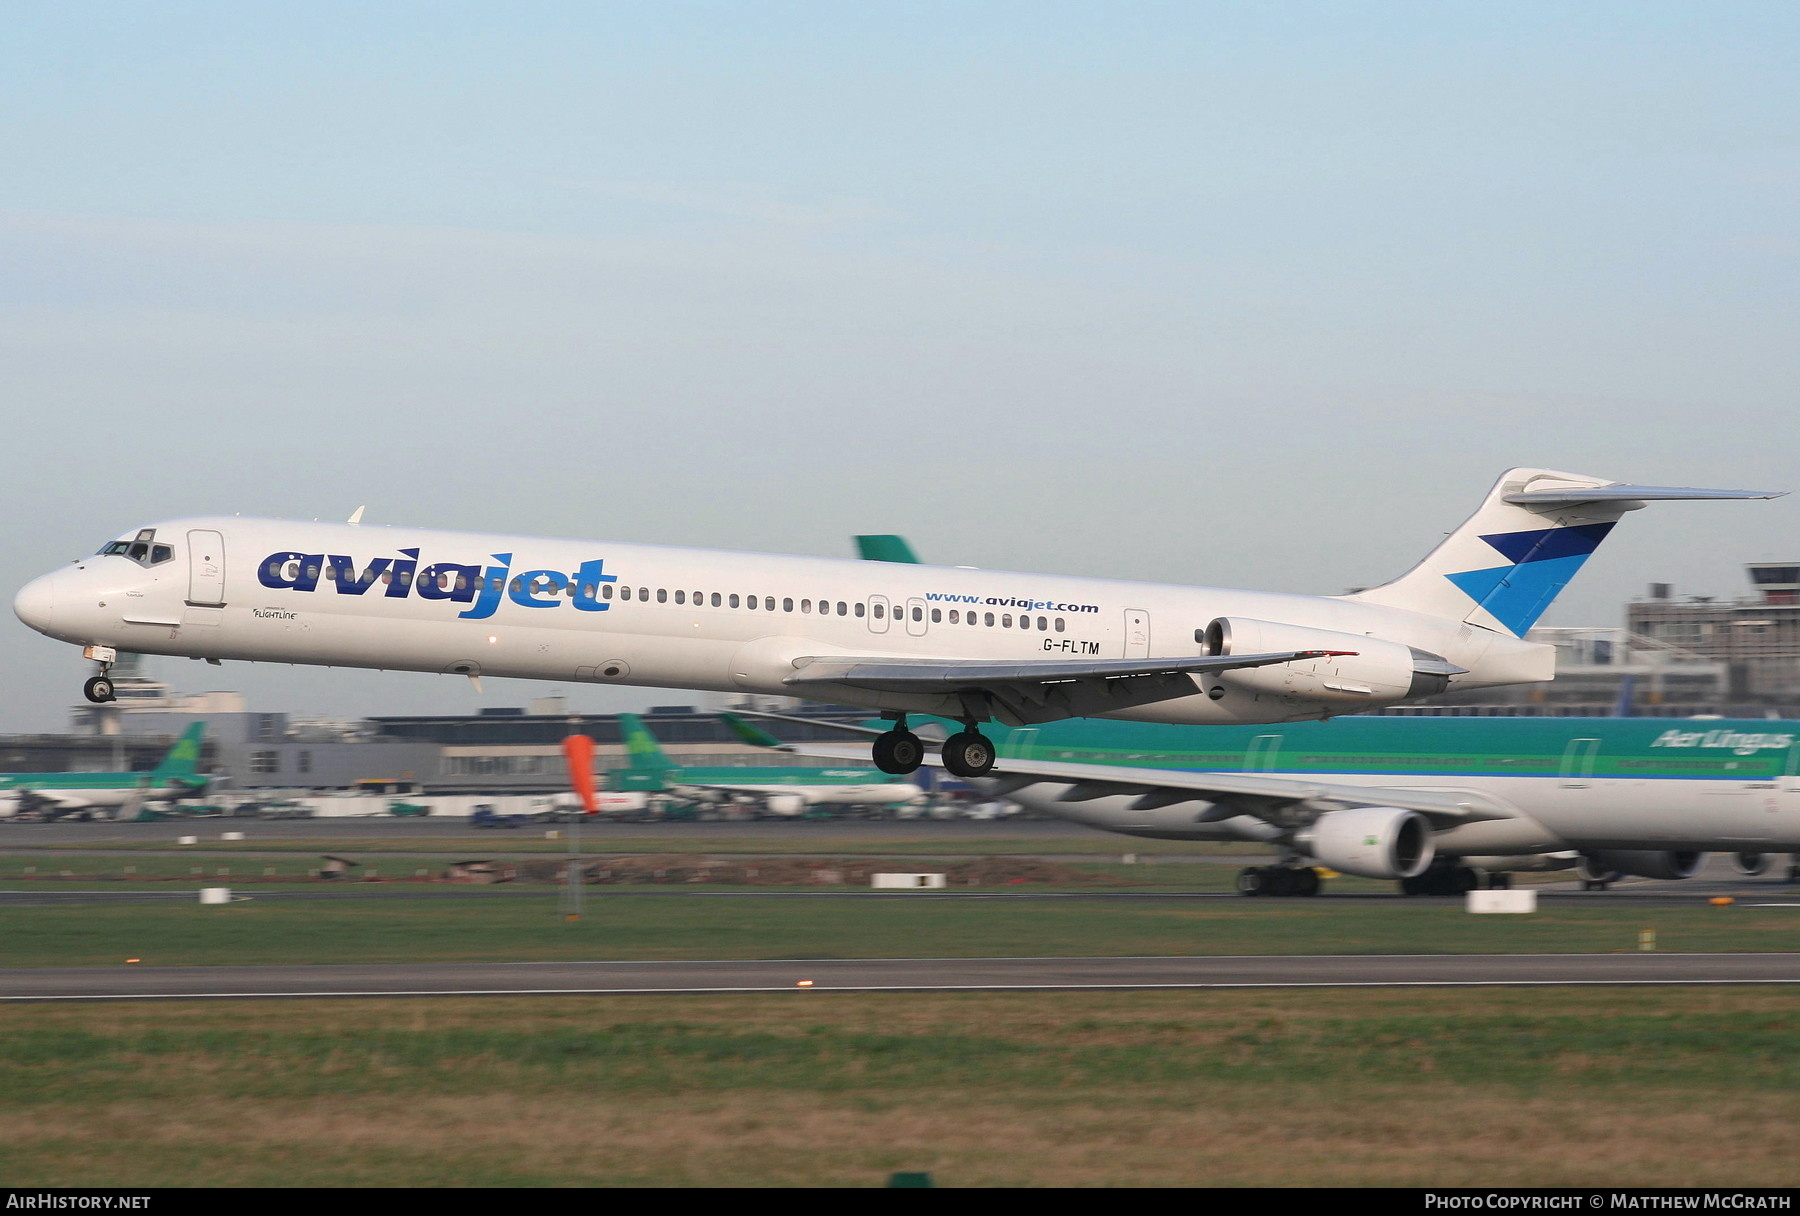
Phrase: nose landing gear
[{"left": 81, "top": 645, "right": 118, "bottom": 703}]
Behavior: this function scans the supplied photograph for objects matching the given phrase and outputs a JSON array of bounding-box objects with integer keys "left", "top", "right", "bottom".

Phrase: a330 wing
[
  {"left": 777, "top": 739, "right": 1514, "bottom": 826},
  {"left": 780, "top": 649, "right": 1353, "bottom": 725}
]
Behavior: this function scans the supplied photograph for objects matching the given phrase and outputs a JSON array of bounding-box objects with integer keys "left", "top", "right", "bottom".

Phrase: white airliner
[{"left": 12, "top": 468, "right": 1778, "bottom": 779}]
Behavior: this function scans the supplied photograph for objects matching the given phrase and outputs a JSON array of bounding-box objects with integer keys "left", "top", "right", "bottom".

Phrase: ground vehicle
[{"left": 470, "top": 806, "right": 528, "bottom": 829}]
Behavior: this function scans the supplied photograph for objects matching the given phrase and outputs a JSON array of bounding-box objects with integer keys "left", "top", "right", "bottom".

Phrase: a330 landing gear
[
  {"left": 1237, "top": 866, "right": 1322, "bottom": 897},
  {"left": 941, "top": 725, "right": 996, "bottom": 779},
  {"left": 872, "top": 720, "right": 925, "bottom": 775},
  {"left": 83, "top": 675, "right": 115, "bottom": 704},
  {"left": 1399, "top": 861, "right": 1480, "bottom": 896}
]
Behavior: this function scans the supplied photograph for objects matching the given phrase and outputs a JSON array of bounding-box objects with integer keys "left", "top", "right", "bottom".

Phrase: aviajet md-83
[{"left": 13, "top": 468, "right": 1779, "bottom": 779}]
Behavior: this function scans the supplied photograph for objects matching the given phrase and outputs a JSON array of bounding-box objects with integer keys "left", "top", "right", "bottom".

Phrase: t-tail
[
  {"left": 1345, "top": 468, "right": 1783, "bottom": 637},
  {"left": 150, "top": 723, "right": 207, "bottom": 782},
  {"left": 617, "top": 714, "right": 674, "bottom": 774}
]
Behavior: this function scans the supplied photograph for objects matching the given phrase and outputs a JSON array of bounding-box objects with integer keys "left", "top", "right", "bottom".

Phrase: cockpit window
[{"left": 97, "top": 534, "right": 175, "bottom": 568}]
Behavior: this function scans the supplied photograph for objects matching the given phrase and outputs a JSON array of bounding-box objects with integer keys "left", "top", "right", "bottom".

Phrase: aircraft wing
[
  {"left": 25, "top": 790, "right": 100, "bottom": 811},
  {"left": 781, "top": 649, "right": 1354, "bottom": 724},
  {"left": 783, "top": 742, "right": 1515, "bottom": 826}
]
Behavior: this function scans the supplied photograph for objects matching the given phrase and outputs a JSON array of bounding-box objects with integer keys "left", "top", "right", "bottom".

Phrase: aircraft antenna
[{"left": 347, "top": 506, "right": 366, "bottom": 525}]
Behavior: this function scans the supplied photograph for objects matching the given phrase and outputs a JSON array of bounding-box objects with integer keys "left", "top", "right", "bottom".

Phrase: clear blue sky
[{"left": 2, "top": 3, "right": 1796, "bottom": 728}]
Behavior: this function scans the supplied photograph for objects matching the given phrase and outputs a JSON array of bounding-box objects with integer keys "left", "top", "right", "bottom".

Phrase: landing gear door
[{"left": 186, "top": 530, "right": 226, "bottom": 607}]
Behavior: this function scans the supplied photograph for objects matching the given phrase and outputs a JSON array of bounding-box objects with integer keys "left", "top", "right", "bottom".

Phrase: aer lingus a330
[{"left": 13, "top": 468, "right": 1778, "bottom": 778}]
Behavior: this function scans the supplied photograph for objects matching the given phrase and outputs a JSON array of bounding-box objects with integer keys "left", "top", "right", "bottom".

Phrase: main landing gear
[
  {"left": 872, "top": 725, "right": 925, "bottom": 775},
  {"left": 870, "top": 717, "right": 998, "bottom": 779},
  {"left": 1237, "top": 866, "right": 1322, "bottom": 897}
]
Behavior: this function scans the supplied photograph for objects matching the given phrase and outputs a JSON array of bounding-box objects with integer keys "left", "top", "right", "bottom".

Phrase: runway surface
[{"left": 6, "top": 952, "right": 1800, "bottom": 1000}]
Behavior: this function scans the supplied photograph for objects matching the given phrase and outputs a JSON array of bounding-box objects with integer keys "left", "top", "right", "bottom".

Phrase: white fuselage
[
  {"left": 1008, "top": 771, "right": 1800, "bottom": 855},
  {"left": 683, "top": 782, "right": 925, "bottom": 806},
  {"left": 15, "top": 516, "right": 1552, "bottom": 725}
]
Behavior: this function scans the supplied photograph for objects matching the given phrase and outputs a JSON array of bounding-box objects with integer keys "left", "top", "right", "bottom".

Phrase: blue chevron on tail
[{"left": 1445, "top": 522, "right": 1616, "bottom": 635}]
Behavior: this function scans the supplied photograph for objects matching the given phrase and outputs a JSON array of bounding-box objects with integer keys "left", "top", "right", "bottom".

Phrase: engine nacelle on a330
[
  {"left": 1297, "top": 806, "right": 1436, "bottom": 880},
  {"left": 762, "top": 794, "right": 808, "bottom": 817},
  {"left": 1730, "top": 851, "right": 1771, "bottom": 877},
  {"left": 1201, "top": 618, "right": 1456, "bottom": 703},
  {"left": 1578, "top": 850, "right": 1704, "bottom": 882}
]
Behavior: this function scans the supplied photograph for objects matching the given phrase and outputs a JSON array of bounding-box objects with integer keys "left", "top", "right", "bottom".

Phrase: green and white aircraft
[
  {"left": 607, "top": 714, "right": 923, "bottom": 816},
  {"left": 0, "top": 723, "right": 210, "bottom": 820},
  {"left": 744, "top": 713, "right": 1800, "bottom": 894}
]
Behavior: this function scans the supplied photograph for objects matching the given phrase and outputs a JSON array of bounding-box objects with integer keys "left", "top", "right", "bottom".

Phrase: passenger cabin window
[
  {"left": 711, "top": 593, "right": 722, "bottom": 607},
  {"left": 783, "top": 598, "right": 793, "bottom": 612},
  {"left": 873, "top": 603, "right": 884, "bottom": 618},
  {"left": 854, "top": 603, "right": 865, "bottom": 617},
  {"left": 675, "top": 590, "right": 686, "bottom": 604},
  {"left": 658, "top": 589, "right": 668, "bottom": 603}
]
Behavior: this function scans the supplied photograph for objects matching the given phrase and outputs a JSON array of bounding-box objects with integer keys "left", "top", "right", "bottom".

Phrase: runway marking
[{"left": 8, "top": 980, "right": 1800, "bottom": 1002}]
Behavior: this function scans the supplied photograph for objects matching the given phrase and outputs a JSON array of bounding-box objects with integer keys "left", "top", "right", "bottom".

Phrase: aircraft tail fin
[
  {"left": 720, "top": 713, "right": 785, "bottom": 750},
  {"left": 617, "top": 714, "right": 673, "bottom": 772},
  {"left": 150, "top": 723, "right": 206, "bottom": 781},
  {"left": 855, "top": 535, "right": 920, "bottom": 563},
  {"left": 1345, "top": 468, "right": 1782, "bottom": 637}
]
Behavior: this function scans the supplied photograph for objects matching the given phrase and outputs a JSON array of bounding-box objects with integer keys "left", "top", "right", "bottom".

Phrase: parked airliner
[
  {"left": 737, "top": 712, "right": 1800, "bottom": 895},
  {"left": 12, "top": 468, "right": 1778, "bottom": 778}
]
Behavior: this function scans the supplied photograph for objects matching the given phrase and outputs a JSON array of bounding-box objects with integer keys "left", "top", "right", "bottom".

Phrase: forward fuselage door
[
  {"left": 1123, "top": 608, "right": 1151, "bottom": 657},
  {"left": 186, "top": 530, "right": 226, "bottom": 606},
  {"left": 905, "top": 596, "right": 928, "bottom": 637}
]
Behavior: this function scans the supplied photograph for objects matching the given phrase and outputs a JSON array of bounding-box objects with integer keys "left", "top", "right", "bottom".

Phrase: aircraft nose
[{"left": 13, "top": 572, "right": 59, "bottom": 634}]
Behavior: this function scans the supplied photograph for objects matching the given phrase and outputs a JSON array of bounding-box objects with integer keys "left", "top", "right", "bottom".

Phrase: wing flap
[{"left": 783, "top": 648, "right": 1351, "bottom": 693}]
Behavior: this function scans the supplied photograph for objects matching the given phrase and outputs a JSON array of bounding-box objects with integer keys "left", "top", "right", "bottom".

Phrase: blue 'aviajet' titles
[{"left": 256, "top": 549, "right": 617, "bottom": 620}]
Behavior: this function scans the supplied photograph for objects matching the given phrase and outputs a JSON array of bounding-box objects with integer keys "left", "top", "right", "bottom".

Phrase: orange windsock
[{"left": 561, "top": 734, "right": 598, "bottom": 815}]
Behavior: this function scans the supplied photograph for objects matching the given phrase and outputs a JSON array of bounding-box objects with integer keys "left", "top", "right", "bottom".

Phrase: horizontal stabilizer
[
  {"left": 1347, "top": 467, "right": 1785, "bottom": 637},
  {"left": 1504, "top": 484, "right": 1784, "bottom": 506}
]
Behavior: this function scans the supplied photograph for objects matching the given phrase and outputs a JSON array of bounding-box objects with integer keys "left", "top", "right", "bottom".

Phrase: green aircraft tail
[
  {"left": 150, "top": 723, "right": 207, "bottom": 781},
  {"left": 719, "top": 712, "right": 785, "bottom": 750},
  {"left": 617, "top": 714, "right": 674, "bottom": 772},
  {"left": 854, "top": 535, "right": 920, "bottom": 564}
]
